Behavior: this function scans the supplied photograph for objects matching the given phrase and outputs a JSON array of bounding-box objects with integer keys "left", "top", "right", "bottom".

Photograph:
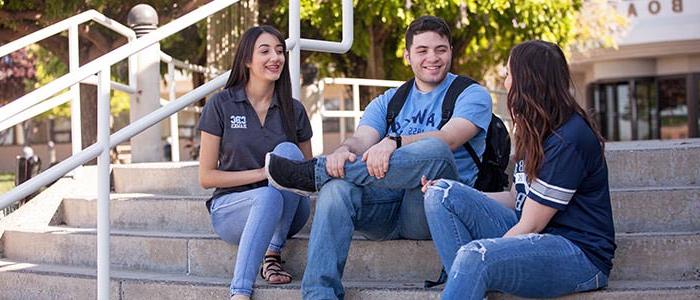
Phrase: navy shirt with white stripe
[{"left": 513, "top": 113, "right": 616, "bottom": 276}]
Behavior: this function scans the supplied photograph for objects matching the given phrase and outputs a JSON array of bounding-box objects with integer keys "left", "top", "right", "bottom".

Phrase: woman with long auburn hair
[
  {"left": 422, "top": 40, "right": 616, "bottom": 299},
  {"left": 198, "top": 25, "right": 313, "bottom": 300}
]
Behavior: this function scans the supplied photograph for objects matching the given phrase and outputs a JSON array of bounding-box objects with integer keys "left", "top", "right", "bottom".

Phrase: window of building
[
  {"left": 658, "top": 77, "right": 688, "bottom": 139},
  {"left": 590, "top": 74, "right": 699, "bottom": 141}
]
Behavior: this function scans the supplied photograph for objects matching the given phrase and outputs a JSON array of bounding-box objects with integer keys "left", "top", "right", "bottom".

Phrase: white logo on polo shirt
[{"left": 230, "top": 115, "right": 247, "bottom": 129}]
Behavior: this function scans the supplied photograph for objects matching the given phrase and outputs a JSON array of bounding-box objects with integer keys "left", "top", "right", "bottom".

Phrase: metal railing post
[
  {"left": 96, "top": 68, "right": 111, "bottom": 300},
  {"left": 128, "top": 4, "right": 163, "bottom": 162},
  {"left": 289, "top": 0, "right": 301, "bottom": 99},
  {"left": 68, "top": 24, "right": 82, "bottom": 156},
  {"left": 311, "top": 80, "right": 325, "bottom": 155},
  {"left": 168, "top": 62, "right": 180, "bottom": 162},
  {"left": 352, "top": 83, "right": 360, "bottom": 137}
]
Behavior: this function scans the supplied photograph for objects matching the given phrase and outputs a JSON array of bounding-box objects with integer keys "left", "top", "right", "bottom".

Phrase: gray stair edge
[
  {"left": 1, "top": 259, "right": 698, "bottom": 293},
  {"left": 605, "top": 139, "right": 700, "bottom": 151},
  {"left": 63, "top": 194, "right": 210, "bottom": 202},
  {"left": 6, "top": 225, "right": 698, "bottom": 240},
  {"left": 66, "top": 184, "right": 700, "bottom": 201}
]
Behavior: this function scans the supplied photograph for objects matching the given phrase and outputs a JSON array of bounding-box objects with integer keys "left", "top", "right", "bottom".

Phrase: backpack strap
[
  {"left": 437, "top": 76, "right": 476, "bottom": 129},
  {"left": 385, "top": 78, "right": 415, "bottom": 136},
  {"left": 438, "top": 76, "right": 483, "bottom": 171}
]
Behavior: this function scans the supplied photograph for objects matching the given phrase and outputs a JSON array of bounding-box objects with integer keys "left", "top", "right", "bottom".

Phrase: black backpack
[
  {"left": 386, "top": 76, "right": 512, "bottom": 288},
  {"left": 386, "top": 75, "right": 511, "bottom": 193}
]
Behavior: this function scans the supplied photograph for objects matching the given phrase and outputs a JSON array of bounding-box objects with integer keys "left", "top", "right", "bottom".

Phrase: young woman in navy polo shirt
[
  {"left": 422, "top": 40, "right": 616, "bottom": 299},
  {"left": 198, "top": 26, "right": 313, "bottom": 300}
]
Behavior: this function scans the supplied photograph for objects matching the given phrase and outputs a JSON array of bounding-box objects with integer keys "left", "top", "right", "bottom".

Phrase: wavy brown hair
[
  {"left": 507, "top": 40, "right": 604, "bottom": 180},
  {"left": 224, "top": 25, "right": 297, "bottom": 143}
]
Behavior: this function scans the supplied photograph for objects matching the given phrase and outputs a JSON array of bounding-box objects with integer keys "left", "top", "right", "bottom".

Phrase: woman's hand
[{"left": 421, "top": 175, "right": 437, "bottom": 193}]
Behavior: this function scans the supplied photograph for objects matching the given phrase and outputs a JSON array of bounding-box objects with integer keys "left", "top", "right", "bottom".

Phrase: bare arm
[
  {"left": 325, "top": 125, "right": 382, "bottom": 178},
  {"left": 337, "top": 125, "right": 382, "bottom": 155},
  {"left": 366, "top": 117, "right": 481, "bottom": 178},
  {"left": 484, "top": 183, "right": 517, "bottom": 209},
  {"left": 298, "top": 140, "right": 313, "bottom": 159},
  {"left": 198, "top": 131, "right": 266, "bottom": 189},
  {"left": 503, "top": 198, "right": 557, "bottom": 237}
]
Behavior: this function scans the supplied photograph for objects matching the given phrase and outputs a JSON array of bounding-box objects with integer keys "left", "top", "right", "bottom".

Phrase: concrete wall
[
  {"left": 592, "top": 58, "right": 657, "bottom": 81},
  {"left": 657, "top": 54, "right": 700, "bottom": 75}
]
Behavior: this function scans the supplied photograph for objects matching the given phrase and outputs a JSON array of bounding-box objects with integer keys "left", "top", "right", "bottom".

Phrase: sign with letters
[{"left": 613, "top": 0, "right": 700, "bottom": 45}]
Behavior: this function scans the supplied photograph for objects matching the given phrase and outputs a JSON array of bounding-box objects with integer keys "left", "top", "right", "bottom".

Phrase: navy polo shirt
[
  {"left": 198, "top": 86, "right": 313, "bottom": 207},
  {"left": 513, "top": 113, "right": 616, "bottom": 276}
]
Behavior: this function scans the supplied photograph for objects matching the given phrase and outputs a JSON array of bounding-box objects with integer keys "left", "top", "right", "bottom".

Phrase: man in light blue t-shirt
[{"left": 265, "top": 16, "right": 492, "bottom": 299}]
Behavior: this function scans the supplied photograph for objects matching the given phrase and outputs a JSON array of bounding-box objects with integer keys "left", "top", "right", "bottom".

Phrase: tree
[
  {"left": 0, "top": 48, "right": 36, "bottom": 105},
  {"left": 266, "top": 0, "right": 625, "bottom": 84},
  {"left": 0, "top": 0, "right": 212, "bottom": 152}
]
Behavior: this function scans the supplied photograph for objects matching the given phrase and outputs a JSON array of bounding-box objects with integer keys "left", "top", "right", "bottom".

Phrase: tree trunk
[
  {"left": 365, "top": 23, "right": 388, "bottom": 106},
  {"left": 79, "top": 46, "right": 104, "bottom": 165}
]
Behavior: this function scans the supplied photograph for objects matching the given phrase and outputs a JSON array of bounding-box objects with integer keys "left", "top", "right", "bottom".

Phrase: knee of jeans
[
  {"left": 316, "top": 180, "right": 359, "bottom": 211},
  {"left": 272, "top": 142, "right": 303, "bottom": 160},
  {"left": 423, "top": 180, "right": 448, "bottom": 210},
  {"left": 456, "top": 240, "right": 492, "bottom": 265},
  {"left": 424, "top": 179, "right": 470, "bottom": 208},
  {"left": 254, "top": 187, "right": 285, "bottom": 214}
]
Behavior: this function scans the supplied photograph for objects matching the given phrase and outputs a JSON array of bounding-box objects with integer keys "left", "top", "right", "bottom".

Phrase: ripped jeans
[{"left": 424, "top": 179, "right": 607, "bottom": 299}]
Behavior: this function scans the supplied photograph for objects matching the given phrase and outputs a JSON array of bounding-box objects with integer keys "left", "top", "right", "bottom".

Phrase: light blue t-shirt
[{"left": 359, "top": 73, "right": 492, "bottom": 185}]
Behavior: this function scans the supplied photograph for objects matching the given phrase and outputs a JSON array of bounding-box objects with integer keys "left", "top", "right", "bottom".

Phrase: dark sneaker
[{"left": 265, "top": 153, "right": 317, "bottom": 196}]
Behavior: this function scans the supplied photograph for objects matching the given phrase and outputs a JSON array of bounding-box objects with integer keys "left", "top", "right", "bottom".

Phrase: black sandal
[{"left": 260, "top": 254, "right": 292, "bottom": 284}]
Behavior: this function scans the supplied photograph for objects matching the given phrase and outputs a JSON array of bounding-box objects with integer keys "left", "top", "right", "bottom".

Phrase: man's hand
[
  {"left": 326, "top": 146, "right": 356, "bottom": 178},
  {"left": 362, "top": 137, "right": 397, "bottom": 179}
]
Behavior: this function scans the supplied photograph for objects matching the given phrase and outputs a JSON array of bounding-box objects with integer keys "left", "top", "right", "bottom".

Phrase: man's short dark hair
[{"left": 405, "top": 16, "right": 452, "bottom": 50}]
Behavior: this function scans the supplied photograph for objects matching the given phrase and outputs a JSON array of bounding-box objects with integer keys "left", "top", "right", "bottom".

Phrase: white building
[{"left": 570, "top": 0, "right": 700, "bottom": 141}]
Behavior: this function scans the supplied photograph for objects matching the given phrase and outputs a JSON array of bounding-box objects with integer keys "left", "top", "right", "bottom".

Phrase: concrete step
[
  {"left": 112, "top": 139, "right": 700, "bottom": 195},
  {"left": 611, "top": 185, "right": 700, "bottom": 233},
  {"left": 2, "top": 227, "right": 698, "bottom": 282},
  {"left": 605, "top": 139, "right": 700, "bottom": 188},
  {"left": 61, "top": 185, "right": 700, "bottom": 234},
  {"left": 61, "top": 194, "right": 214, "bottom": 234},
  {"left": 0, "top": 259, "right": 699, "bottom": 300}
]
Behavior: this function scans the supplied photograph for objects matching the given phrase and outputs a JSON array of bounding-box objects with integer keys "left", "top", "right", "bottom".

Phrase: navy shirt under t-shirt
[
  {"left": 198, "top": 86, "right": 313, "bottom": 209},
  {"left": 513, "top": 113, "right": 616, "bottom": 276}
]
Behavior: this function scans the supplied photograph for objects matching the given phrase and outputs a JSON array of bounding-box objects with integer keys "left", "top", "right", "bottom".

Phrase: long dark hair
[
  {"left": 224, "top": 25, "right": 297, "bottom": 143},
  {"left": 507, "top": 40, "right": 604, "bottom": 180}
]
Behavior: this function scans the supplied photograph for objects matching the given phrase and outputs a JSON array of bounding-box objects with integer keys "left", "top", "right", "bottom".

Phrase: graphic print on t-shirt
[
  {"left": 230, "top": 115, "right": 247, "bottom": 129},
  {"left": 513, "top": 160, "right": 528, "bottom": 212},
  {"left": 392, "top": 109, "right": 438, "bottom": 135}
]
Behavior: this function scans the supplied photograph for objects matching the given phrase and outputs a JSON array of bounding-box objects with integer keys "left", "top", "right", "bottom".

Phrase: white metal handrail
[
  {"left": 0, "top": 10, "right": 135, "bottom": 56},
  {"left": 312, "top": 78, "right": 403, "bottom": 152},
  {"left": 0, "top": 9, "right": 137, "bottom": 155},
  {"left": 0, "top": 1, "right": 352, "bottom": 299},
  {"left": 2, "top": 0, "right": 240, "bottom": 135}
]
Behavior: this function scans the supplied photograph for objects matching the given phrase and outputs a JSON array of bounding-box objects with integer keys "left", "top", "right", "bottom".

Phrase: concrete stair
[
  {"left": 2, "top": 227, "right": 699, "bottom": 281},
  {"left": 1, "top": 139, "right": 699, "bottom": 299},
  {"left": 2, "top": 260, "right": 698, "bottom": 300}
]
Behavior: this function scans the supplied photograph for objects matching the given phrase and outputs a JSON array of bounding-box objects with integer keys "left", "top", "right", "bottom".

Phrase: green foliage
[
  {"left": 1, "top": 0, "right": 205, "bottom": 118},
  {"left": 267, "top": 0, "right": 622, "bottom": 81},
  {"left": 0, "top": 172, "right": 15, "bottom": 194},
  {"left": 159, "top": 20, "right": 208, "bottom": 77},
  {"left": 30, "top": 45, "right": 130, "bottom": 118}
]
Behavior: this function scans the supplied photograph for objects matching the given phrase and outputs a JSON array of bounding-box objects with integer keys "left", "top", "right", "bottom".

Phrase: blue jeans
[
  {"left": 210, "top": 142, "right": 310, "bottom": 296},
  {"left": 302, "top": 138, "right": 459, "bottom": 300},
  {"left": 424, "top": 179, "right": 608, "bottom": 299}
]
